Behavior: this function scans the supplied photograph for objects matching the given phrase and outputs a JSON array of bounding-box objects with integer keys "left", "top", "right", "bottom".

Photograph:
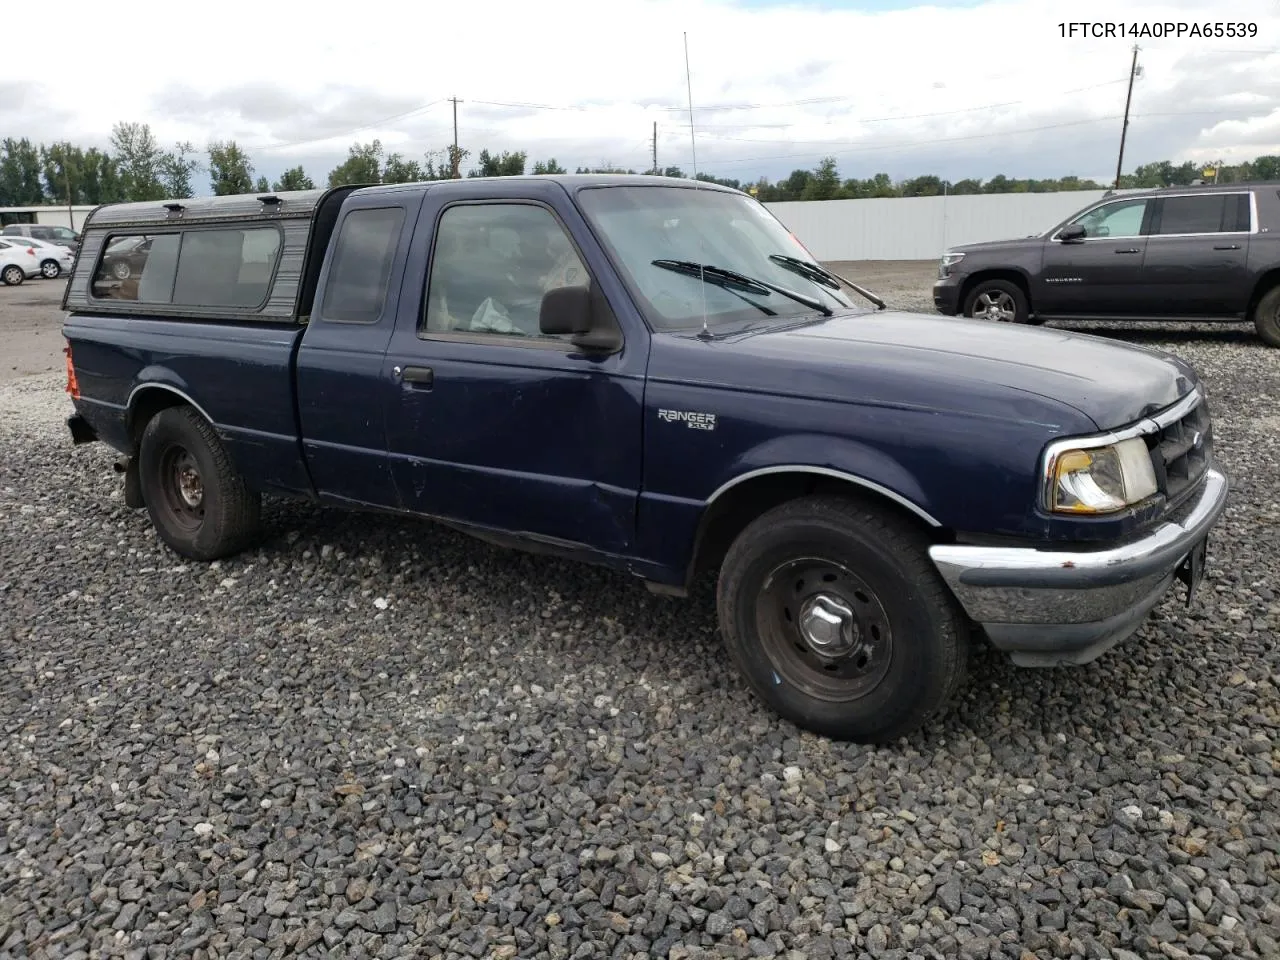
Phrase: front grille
[{"left": 1145, "top": 394, "right": 1212, "bottom": 509}]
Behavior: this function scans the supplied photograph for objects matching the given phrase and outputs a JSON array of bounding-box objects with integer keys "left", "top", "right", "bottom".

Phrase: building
[{"left": 0, "top": 205, "right": 98, "bottom": 230}]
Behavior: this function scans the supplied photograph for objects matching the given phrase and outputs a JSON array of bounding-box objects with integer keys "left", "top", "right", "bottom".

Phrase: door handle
[
  {"left": 1114, "top": 248, "right": 1141, "bottom": 254},
  {"left": 396, "top": 365, "right": 434, "bottom": 387},
  {"left": 1213, "top": 244, "right": 1240, "bottom": 250}
]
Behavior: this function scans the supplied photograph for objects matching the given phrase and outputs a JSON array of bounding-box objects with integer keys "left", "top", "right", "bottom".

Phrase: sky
[{"left": 4, "top": 0, "right": 1280, "bottom": 193}]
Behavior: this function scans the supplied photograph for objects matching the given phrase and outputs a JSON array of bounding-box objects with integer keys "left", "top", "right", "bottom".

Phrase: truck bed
[{"left": 64, "top": 314, "right": 314, "bottom": 496}]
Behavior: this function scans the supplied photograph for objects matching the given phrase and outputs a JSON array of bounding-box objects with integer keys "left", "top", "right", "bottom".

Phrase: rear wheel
[
  {"left": 137, "top": 406, "right": 261, "bottom": 561},
  {"left": 1252, "top": 285, "right": 1280, "bottom": 348},
  {"left": 1, "top": 265, "right": 24, "bottom": 286},
  {"left": 716, "top": 495, "right": 969, "bottom": 743},
  {"left": 962, "top": 278, "right": 1033, "bottom": 324}
]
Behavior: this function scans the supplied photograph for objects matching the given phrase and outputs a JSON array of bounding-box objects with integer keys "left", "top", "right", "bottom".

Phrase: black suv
[{"left": 932, "top": 182, "right": 1280, "bottom": 346}]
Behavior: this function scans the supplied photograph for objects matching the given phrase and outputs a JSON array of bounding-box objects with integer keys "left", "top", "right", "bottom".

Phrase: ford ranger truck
[{"left": 59, "top": 177, "right": 1229, "bottom": 744}]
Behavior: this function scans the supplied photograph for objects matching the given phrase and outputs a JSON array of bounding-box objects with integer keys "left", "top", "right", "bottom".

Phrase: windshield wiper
[
  {"left": 769, "top": 254, "right": 886, "bottom": 310},
  {"left": 652, "top": 259, "right": 833, "bottom": 317}
]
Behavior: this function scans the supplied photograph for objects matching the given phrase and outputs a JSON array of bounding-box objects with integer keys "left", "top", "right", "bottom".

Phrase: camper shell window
[{"left": 90, "top": 225, "right": 283, "bottom": 308}]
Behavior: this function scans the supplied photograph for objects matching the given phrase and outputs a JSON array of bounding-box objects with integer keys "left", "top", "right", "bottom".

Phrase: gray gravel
[{"left": 2, "top": 275, "right": 1279, "bottom": 960}]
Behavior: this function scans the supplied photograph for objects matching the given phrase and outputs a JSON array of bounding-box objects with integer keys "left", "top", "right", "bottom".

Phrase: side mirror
[
  {"left": 539, "top": 284, "right": 591, "bottom": 335},
  {"left": 1058, "top": 223, "right": 1086, "bottom": 242},
  {"left": 539, "top": 284, "right": 623, "bottom": 353}
]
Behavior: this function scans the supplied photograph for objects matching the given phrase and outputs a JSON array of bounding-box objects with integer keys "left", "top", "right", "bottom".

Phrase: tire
[
  {"left": 137, "top": 406, "right": 261, "bottom": 561},
  {"left": 1, "top": 264, "right": 24, "bottom": 286},
  {"left": 962, "top": 278, "right": 1032, "bottom": 324},
  {"left": 40, "top": 259, "right": 61, "bottom": 279},
  {"left": 1252, "top": 285, "right": 1280, "bottom": 348},
  {"left": 716, "top": 495, "right": 969, "bottom": 744},
  {"left": 112, "top": 260, "right": 131, "bottom": 280}
]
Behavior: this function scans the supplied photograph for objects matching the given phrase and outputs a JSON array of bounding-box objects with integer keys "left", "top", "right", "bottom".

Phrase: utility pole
[
  {"left": 449, "top": 97, "right": 462, "bottom": 178},
  {"left": 64, "top": 163, "right": 74, "bottom": 232},
  {"left": 652, "top": 121, "right": 658, "bottom": 175},
  {"left": 1114, "top": 44, "right": 1140, "bottom": 190}
]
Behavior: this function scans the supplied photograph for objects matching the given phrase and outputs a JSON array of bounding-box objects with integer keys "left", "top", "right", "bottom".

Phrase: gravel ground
[{"left": 2, "top": 266, "right": 1279, "bottom": 960}]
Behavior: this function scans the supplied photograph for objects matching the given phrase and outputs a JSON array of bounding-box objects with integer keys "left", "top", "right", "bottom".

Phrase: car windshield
[{"left": 576, "top": 184, "right": 855, "bottom": 331}]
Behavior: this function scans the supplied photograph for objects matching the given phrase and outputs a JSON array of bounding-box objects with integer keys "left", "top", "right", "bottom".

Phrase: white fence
[{"left": 766, "top": 191, "right": 1123, "bottom": 262}]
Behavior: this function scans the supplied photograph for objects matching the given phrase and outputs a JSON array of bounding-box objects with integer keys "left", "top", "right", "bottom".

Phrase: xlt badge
[{"left": 658, "top": 409, "right": 717, "bottom": 431}]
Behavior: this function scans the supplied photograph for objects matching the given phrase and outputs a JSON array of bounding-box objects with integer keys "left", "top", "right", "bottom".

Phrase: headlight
[
  {"left": 1045, "top": 435, "right": 1158, "bottom": 514},
  {"left": 938, "top": 251, "right": 965, "bottom": 279}
]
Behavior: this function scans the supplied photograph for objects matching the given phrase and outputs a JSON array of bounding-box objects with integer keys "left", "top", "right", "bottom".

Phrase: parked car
[
  {"left": 2, "top": 222, "right": 80, "bottom": 254},
  {"left": 0, "top": 238, "right": 42, "bottom": 285},
  {"left": 59, "top": 178, "right": 1228, "bottom": 743},
  {"left": 97, "top": 235, "right": 154, "bottom": 285},
  {"left": 18, "top": 235, "right": 76, "bottom": 279},
  {"left": 932, "top": 181, "right": 1280, "bottom": 346}
]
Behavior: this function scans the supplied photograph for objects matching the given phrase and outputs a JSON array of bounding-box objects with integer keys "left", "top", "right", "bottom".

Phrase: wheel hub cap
[
  {"left": 177, "top": 466, "right": 203, "bottom": 507},
  {"left": 798, "top": 593, "right": 859, "bottom": 658}
]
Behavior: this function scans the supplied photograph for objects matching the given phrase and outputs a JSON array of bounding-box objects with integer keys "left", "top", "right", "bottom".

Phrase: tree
[
  {"left": 382, "top": 152, "right": 424, "bottom": 183},
  {"left": 272, "top": 166, "right": 315, "bottom": 191},
  {"left": 207, "top": 140, "right": 256, "bottom": 195},
  {"left": 110, "top": 122, "right": 167, "bottom": 201},
  {"left": 1, "top": 138, "right": 47, "bottom": 205},
  {"left": 160, "top": 141, "right": 201, "bottom": 199},
  {"left": 533, "top": 158, "right": 567, "bottom": 175},
  {"left": 469, "top": 149, "right": 527, "bottom": 177},
  {"left": 39, "top": 142, "right": 83, "bottom": 204},
  {"left": 800, "top": 157, "right": 841, "bottom": 201},
  {"left": 328, "top": 140, "right": 383, "bottom": 187}
]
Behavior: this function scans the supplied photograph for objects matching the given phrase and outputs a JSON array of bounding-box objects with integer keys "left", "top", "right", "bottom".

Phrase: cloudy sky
[{"left": 5, "top": 0, "right": 1280, "bottom": 191}]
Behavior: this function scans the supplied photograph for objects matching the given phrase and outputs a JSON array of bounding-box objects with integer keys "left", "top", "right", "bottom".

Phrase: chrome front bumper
[{"left": 928, "top": 466, "right": 1229, "bottom": 667}]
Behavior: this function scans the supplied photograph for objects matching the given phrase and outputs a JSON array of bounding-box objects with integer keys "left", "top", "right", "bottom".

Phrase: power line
[{"left": 254, "top": 99, "right": 445, "bottom": 152}]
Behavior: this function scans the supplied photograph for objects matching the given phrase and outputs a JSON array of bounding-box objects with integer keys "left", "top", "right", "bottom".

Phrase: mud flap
[
  {"left": 1174, "top": 535, "right": 1208, "bottom": 607},
  {"left": 115, "top": 456, "right": 144, "bottom": 510}
]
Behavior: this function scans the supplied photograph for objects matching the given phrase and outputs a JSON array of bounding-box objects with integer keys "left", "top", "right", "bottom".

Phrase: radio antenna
[{"left": 684, "top": 31, "right": 711, "bottom": 341}]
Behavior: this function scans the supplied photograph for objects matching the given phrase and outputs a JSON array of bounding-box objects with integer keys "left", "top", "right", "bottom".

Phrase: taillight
[{"left": 64, "top": 344, "right": 80, "bottom": 399}]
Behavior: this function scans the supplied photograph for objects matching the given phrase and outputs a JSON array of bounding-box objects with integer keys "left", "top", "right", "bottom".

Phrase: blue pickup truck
[{"left": 60, "top": 175, "right": 1229, "bottom": 743}]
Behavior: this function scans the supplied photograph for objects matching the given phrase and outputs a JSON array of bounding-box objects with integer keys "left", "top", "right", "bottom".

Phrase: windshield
[{"left": 576, "top": 185, "right": 855, "bottom": 331}]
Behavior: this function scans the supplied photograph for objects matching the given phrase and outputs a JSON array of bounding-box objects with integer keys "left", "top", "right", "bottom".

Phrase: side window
[
  {"left": 422, "top": 203, "right": 589, "bottom": 339},
  {"left": 1154, "top": 194, "right": 1244, "bottom": 235},
  {"left": 52, "top": 226, "right": 77, "bottom": 240},
  {"left": 172, "top": 227, "right": 281, "bottom": 307},
  {"left": 318, "top": 207, "right": 406, "bottom": 324},
  {"left": 92, "top": 233, "right": 180, "bottom": 302},
  {"left": 91, "top": 227, "right": 281, "bottom": 306},
  {"left": 1072, "top": 199, "right": 1148, "bottom": 238}
]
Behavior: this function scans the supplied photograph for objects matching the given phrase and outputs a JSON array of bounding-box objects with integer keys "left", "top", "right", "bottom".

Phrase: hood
[
  {"left": 660, "top": 311, "right": 1198, "bottom": 432},
  {"left": 947, "top": 235, "right": 1046, "bottom": 254}
]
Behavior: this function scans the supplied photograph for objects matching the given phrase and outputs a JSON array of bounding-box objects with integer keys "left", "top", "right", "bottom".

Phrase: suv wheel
[
  {"left": 962, "top": 279, "right": 1033, "bottom": 324},
  {"left": 1252, "top": 285, "right": 1280, "bottom": 348},
  {"left": 716, "top": 495, "right": 969, "bottom": 744}
]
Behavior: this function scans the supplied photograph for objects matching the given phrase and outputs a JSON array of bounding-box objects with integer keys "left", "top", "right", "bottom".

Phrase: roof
[
  {"left": 80, "top": 174, "right": 745, "bottom": 230},
  {"left": 1114, "top": 180, "right": 1280, "bottom": 200}
]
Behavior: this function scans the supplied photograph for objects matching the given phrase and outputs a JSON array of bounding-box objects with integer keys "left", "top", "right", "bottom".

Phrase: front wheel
[
  {"left": 716, "top": 495, "right": 969, "bottom": 743},
  {"left": 962, "top": 279, "right": 1033, "bottom": 324},
  {"left": 137, "top": 406, "right": 262, "bottom": 561}
]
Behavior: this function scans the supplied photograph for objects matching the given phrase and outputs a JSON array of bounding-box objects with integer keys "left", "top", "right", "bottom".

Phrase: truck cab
[{"left": 60, "top": 176, "right": 1229, "bottom": 744}]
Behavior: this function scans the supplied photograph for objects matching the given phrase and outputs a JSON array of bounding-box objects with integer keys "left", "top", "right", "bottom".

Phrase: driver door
[
  {"left": 380, "top": 180, "right": 646, "bottom": 556},
  {"left": 1036, "top": 196, "right": 1154, "bottom": 316}
]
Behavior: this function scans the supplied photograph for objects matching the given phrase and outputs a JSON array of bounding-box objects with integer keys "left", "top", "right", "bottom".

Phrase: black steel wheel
[
  {"left": 717, "top": 494, "right": 970, "bottom": 743},
  {"left": 137, "top": 405, "right": 261, "bottom": 561},
  {"left": 756, "top": 556, "right": 894, "bottom": 702}
]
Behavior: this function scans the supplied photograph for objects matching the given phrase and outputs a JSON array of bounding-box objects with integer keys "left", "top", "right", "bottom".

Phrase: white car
[
  {"left": 20, "top": 236, "right": 77, "bottom": 279},
  {"left": 0, "top": 239, "right": 42, "bottom": 286}
]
